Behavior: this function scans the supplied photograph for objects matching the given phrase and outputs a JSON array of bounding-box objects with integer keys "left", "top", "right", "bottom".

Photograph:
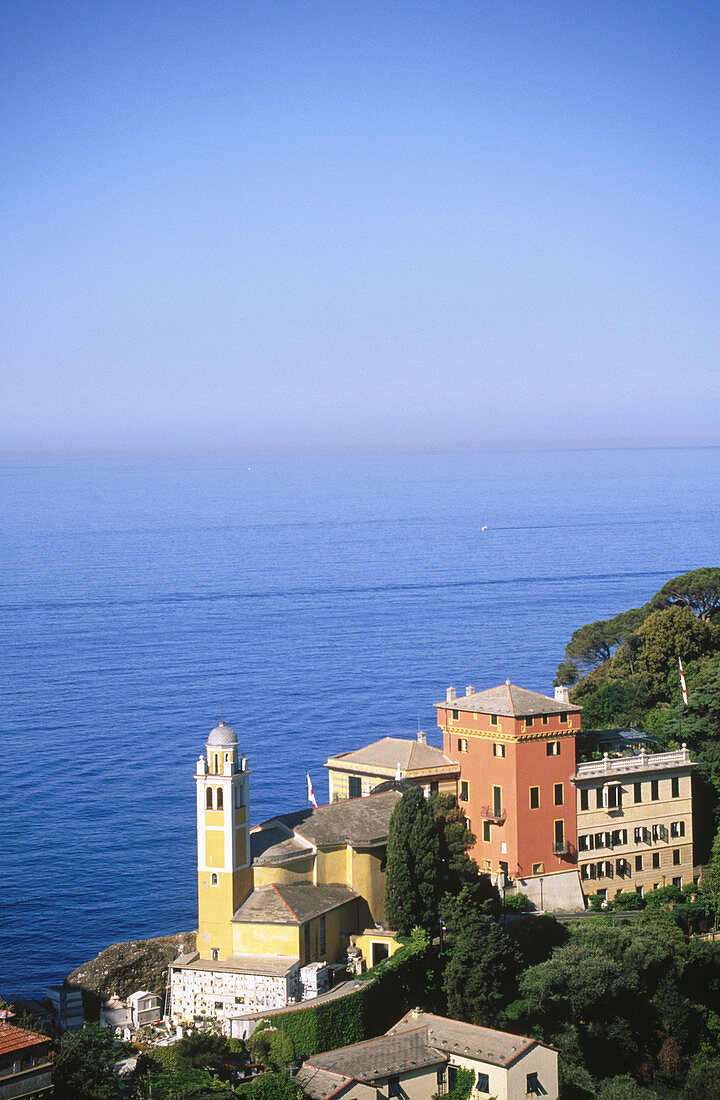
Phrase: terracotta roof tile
[{"left": 0, "top": 1022, "right": 49, "bottom": 1056}]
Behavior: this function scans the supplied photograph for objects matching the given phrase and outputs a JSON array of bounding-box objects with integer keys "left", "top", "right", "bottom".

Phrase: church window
[
  {"left": 206, "top": 788, "right": 213, "bottom": 809},
  {"left": 211, "top": 873, "right": 218, "bottom": 886},
  {"left": 211, "top": 949, "right": 219, "bottom": 960},
  {"left": 216, "top": 787, "right": 224, "bottom": 810}
]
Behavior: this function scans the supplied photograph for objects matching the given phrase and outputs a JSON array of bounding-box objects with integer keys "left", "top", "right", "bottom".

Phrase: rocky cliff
[{"left": 65, "top": 930, "right": 196, "bottom": 1019}]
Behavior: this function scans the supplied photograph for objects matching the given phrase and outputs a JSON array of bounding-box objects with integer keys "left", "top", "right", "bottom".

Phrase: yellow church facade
[{"left": 170, "top": 720, "right": 401, "bottom": 1024}]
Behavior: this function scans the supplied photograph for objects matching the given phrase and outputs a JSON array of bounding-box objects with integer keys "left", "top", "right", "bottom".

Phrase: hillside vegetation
[{"left": 556, "top": 567, "right": 720, "bottom": 848}]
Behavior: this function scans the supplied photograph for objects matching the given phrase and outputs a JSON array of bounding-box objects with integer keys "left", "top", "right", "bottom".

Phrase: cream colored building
[
  {"left": 325, "top": 734, "right": 459, "bottom": 802},
  {"left": 170, "top": 721, "right": 402, "bottom": 1025},
  {"left": 296, "top": 1010, "right": 558, "bottom": 1100},
  {"left": 574, "top": 745, "right": 695, "bottom": 901}
]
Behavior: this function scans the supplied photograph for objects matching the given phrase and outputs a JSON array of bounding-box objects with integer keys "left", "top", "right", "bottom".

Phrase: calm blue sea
[{"left": 2, "top": 447, "right": 719, "bottom": 998}]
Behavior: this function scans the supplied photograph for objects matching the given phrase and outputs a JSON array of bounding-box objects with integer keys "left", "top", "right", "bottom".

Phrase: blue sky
[{"left": 2, "top": 1, "right": 718, "bottom": 454}]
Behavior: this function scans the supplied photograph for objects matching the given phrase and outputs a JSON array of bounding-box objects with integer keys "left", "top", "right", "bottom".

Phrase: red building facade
[{"left": 436, "top": 681, "right": 582, "bottom": 882}]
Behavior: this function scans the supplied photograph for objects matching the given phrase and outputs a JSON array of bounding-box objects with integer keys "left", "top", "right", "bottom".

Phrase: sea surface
[{"left": 2, "top": 446, "right": 719, "bottom": 998}]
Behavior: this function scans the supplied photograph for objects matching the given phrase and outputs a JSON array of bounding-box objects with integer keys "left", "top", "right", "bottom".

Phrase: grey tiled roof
[
  {"left": 265, "top": 790, "right": 402, "bottom": 849},
  {"left": 303, "top": 1026, "right": 446, "bottom": 1084},
  {"left": 295, "top": 1064, "right": 353, "bottom": 1100},
  {"left": 439, "top": 682, "right": 582, "bottom": 717},
  {"left": 232, "top": 883, "right": 359, "bottom": 925},
  {"left": 251, "top": 826, "right": 312, "bottom": 866},
  {"left": 388, "top": 1011, "right": 537, "bottom": 1067},
  {"left": 326, "top": 737, "right": 460, "bottom": 775}
]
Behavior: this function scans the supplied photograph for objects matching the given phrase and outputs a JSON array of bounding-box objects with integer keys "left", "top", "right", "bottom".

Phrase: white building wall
[{"left": 170, "top": 964, "right": 300, "bottom": 1024}]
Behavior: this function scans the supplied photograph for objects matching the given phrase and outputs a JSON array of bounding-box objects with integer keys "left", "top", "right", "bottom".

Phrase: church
[{"left": 169, "top": 720, "right": 401, "bottom": 1024}]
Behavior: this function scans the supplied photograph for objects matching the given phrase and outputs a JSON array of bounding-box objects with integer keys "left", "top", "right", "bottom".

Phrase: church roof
[
  {"left": 277, "top": 790, "right": 402, "bottom": 848},
  {"left": 232, "top": 883, "right": 359, "bottom": 925},
  {"left": 439, "top": 682, "right": 582, "bottom": 717},
  {"left": 325, "top": 737, "right": 459, "bottom": 776},
  {"left": 251, "top": 826, "right": 312, "bottom": 866},
  {"left": 253, "top": 790, "right": 402, "bottom": 860}
]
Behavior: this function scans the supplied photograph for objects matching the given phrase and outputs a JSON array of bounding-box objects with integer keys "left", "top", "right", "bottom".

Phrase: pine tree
[{"left": 385, "top": 786, "right": 440, "bottom": 934}]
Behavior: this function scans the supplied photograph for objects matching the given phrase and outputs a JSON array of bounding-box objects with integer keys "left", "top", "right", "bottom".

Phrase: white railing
[{"left": 575, "top": 746, "right": 692, "bottom": 779}]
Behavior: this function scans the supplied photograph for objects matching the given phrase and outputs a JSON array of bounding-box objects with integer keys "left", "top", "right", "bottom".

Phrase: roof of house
[
  {"left": 254, "top": 790, "right": 402, "bottom": 855},
  {"left": 326, "top": 737, "right": 460, "bottom": 776},
  {"left": 388, "top": 1011, "right": 540, "bottom": 1068},
  {"left": 439, "top": 682, "right": 582, "bottom": 717},
  {"left": 232, "top": 883, "right": 359, "bottom": 925},
  {"left": 0, "top": 1022, "right": 50, "bottom": 1056},
  {"left": 295, "top": 1064, "right": 354, "bottom": 1100},
  {"left": 300, "top": 1027, "right": 446, "bottom": 1088}
]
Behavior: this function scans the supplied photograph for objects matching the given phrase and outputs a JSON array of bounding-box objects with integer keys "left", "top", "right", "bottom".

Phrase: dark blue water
[{"left": 2, "top": 447, "right": 719, "bottom": 997}]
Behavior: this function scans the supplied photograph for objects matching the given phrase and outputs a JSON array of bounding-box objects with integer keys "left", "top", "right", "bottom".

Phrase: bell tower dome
[{"left": 196, "top": 719, "right": 252, "bottom": 961}]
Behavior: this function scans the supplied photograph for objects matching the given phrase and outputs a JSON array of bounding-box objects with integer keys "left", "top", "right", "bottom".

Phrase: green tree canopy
[
  {"left": 442, "top": 886, "right": 520, "bottom": 1027},
  {"left": 651, "top": 567, "right": 720, "bottom": 621},
  {"left": 385, "top": 786, "right": 440, "bottom": 934},
  {"left": 431, "top": 793, "right": 479, "bottom": 895},
  {"left": 636, "top": 605, "right": 719, "bottom": 696},
  {"left": 53, "top": 1023, "right": 133, "bottom": 1100},
  {"left": 563, "top": 606, "right": 650, "bottom": 676},
  {"left": 138, "top": 1068, "right": 235, "bottom": 1100}
]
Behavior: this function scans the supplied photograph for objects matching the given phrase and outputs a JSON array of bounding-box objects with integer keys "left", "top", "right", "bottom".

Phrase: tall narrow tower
[
  {"left": 437, "top": 682, "right": 582, "bottom": 882},
  {"left": 196, "top": 720, "right": 252, "bottom": 961}
]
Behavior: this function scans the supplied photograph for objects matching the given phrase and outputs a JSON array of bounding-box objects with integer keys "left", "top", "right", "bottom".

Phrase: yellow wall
[
  {"left": 233, "top": 921, "right": 300, "bottom": 957},
  {"left": 348, "top": 849, "right": 386, "bottom": 926},
  {"left": 205, "top": 830, "right": 226, "bottom": 869},
  {"left": 253, "top": 859, "right": 314, "bottom": 888},
  {"left": 300, "top": 899, "right": 360, "bottom": 964},
  {"left": 316, "top": 846, "right": 349, "bottom": 884},
  {"left": 353, "top": 930, "right": 402, "bottom": 966}
]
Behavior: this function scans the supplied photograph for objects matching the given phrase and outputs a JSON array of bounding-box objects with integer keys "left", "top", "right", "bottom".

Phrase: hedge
[{"left": 261, "top": 928, "right": 437, "bottom": 1060}]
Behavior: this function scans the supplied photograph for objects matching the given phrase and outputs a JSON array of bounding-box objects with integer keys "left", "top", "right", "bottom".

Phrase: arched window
[
  {"left": 211, "top": 872, "right": 218, "bottom": 886},
  {"left": 206, "top": 788, "right": 213, "bottom": 810},
  {"left": 211, "top": 949, "right": 219, "bottom": 960},
  {"left": 216, "top": 787, "right": 224, "bottom": 810},
  {"left": 214, "top": 754, "right": 219, "bottom": 774}
]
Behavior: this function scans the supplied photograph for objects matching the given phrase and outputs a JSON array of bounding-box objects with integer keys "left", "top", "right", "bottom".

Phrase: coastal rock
[{"left": 65, "top": 930, "right": 196, "bottom": 1019}]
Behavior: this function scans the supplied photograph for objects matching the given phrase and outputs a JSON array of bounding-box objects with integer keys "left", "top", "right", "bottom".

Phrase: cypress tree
[{"left": 385, "top": 786, "right": 440, "bottom": 934}]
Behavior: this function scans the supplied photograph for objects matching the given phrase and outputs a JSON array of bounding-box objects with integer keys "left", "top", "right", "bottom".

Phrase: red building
[{"left": 436, "top": 681, "right": 582, "bottom": 883}]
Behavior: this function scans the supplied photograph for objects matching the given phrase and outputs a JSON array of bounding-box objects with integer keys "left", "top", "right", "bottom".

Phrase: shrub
[
  {"left": 503, "top": 892, "right": 533, "bottom": 912},
  {"left": 613, "top": 892, "right": 646, "bottom": 911}
]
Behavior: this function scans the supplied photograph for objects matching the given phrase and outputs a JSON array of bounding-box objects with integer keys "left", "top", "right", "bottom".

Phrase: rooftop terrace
[{"left": 574, "top": 745, "right": 694, "bottom": 781}]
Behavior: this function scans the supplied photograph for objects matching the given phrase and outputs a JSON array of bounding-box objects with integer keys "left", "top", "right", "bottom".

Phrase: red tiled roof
[{"left": 0, "top": 1021, "right": 49, "bottom": 1056}]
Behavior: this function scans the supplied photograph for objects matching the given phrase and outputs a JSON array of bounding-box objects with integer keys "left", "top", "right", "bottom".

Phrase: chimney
[
  {"left": 466, "top": 685, "right": 474, "bottom": 696},
  {"left": 554, "top": 685, "right": 570, "bottom": 705},
  {"left": 417, "top": 730, "right": 427, "bottom": 744},
  {"left": 446, "top": 686, "right": 456, "bottom": 702}
]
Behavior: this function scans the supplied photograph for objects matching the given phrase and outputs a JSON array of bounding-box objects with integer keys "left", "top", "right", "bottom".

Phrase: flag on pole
[
  {"left": 679, "top": 657, "right": 688, "bottom": 705},
  {"left": 306, "top": 771, "right": 318, "bottom": 808}
]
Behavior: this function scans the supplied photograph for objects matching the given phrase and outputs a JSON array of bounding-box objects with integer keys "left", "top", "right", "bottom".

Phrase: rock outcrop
[{"left": 65, "top": 930, "right": 196, "bottom": 1019}]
